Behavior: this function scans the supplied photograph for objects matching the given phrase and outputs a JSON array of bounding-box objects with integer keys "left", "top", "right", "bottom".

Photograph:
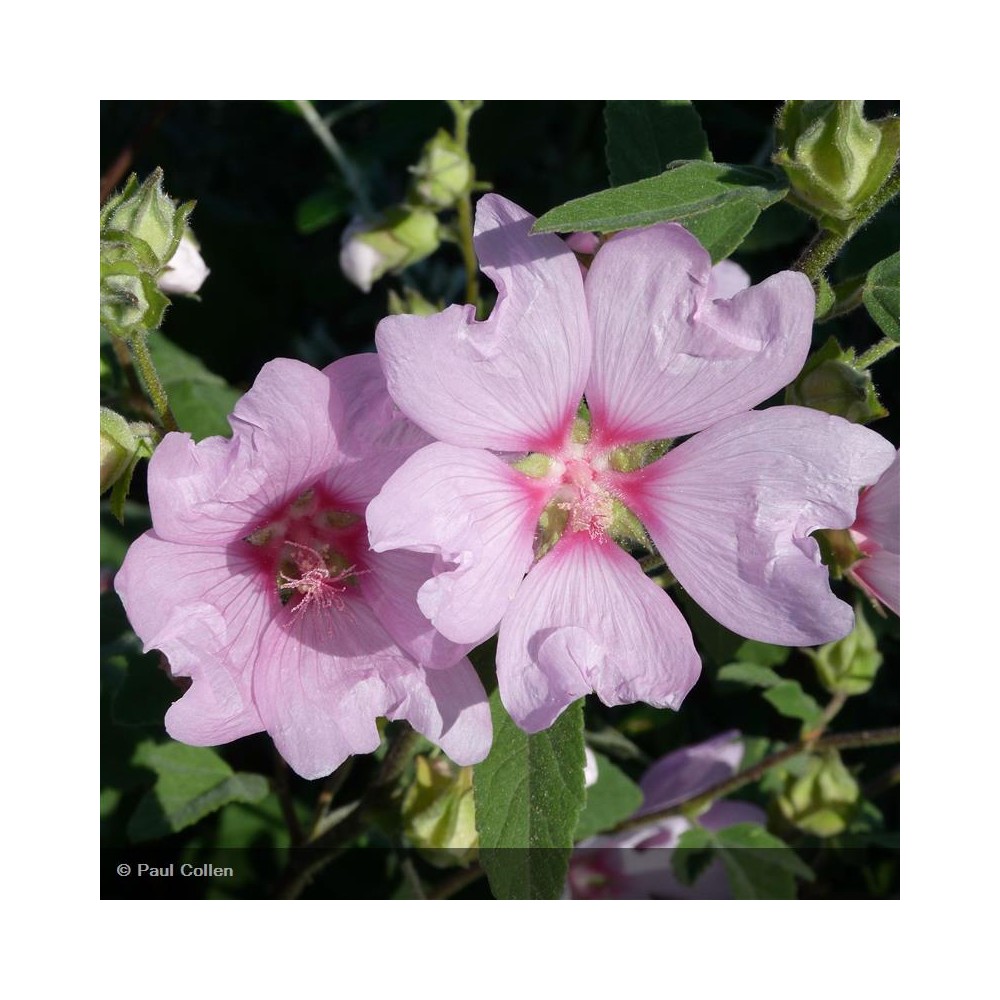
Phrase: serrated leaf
[
  {"left": 717, "top": 662, "right": 784, "bottom": 689},
  {"left": 763, "top": 681, "right": 824, "bottom": 725},
  {"left": 712, "top": 822, "right": 814, "bottom": 899},
  {"left": 473, "top": 691, "right": 585, "bottom": 899},
  {"left": 863, "top": 251, "right": 900, "bottom": 340},
  {"left": 533, "top": 162, "right": 788, "bottom": 262},
  {"left": 671, "top": 826, "right": 715, "bottom": 886},
  {"left": 575, "top": 751, "right": 644, "bottom": 841},
  {"left": 127, "top": 742, "right": 269, "bottom": 842},
  {"left": 605, "top": 101, "right": 711, "bottom": 187}
]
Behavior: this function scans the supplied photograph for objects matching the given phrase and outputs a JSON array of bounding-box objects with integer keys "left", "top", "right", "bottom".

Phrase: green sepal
[
  {"left": 804, "top": 601, "right": 883, "bottom": 696},
  {"left": 785, "top": 336, "right": 888, "bottom": 424},
  {"left": 775, "top": 750, "right": 860, "bottom": 837},
  {"left": 410, "top": 129, "right": 474, "bottom": 210}
]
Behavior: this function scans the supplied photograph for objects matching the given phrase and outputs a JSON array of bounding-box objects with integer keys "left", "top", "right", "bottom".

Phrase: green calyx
[
  {"left": 607, "top": 438, "right": 672, "bottom": 472},
  {"left": 410, "top": 129, "right": 474, "bottom": 211},
  {"left": 805, "top": 602, "right": 883, "bottom": 696},
  {"left": 775, "top": 750, "right": 860, "bottom": 837},
  {"left": 774, "top": 101, "right": 899, "bottom": 234},
  {"left": 100, "top": 407, "right": 158, "bottom": 521},
  {"left": 356, "top": 206, "right": 441, "bottom": 278},
  {"left": 785, "top": 336, "right": 888, "bottom": 425},
  {"left": 401, "top": 756, "right": 478, "bottom": 868}
]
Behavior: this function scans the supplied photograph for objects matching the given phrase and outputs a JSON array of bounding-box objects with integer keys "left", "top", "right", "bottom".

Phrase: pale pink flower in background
[
  {"left": 115, "top": 355, "right": 491, "bottom": 779},
  {"left": 848, "top": 450, "right": 900, "bottom": 615},
  {"left": 567, "top": 732, "right": 764, "bottom": 900},
  {"left": 157, "top": 234, "right": 210, "bottom": 296},
  {"left": 368, "top": 194, "right": 896, "bottom": 734}
]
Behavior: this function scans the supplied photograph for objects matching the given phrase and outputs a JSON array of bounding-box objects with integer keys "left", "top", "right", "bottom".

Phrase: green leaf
[
  {"left": 296, "top": 188, "right": 348, "bottom": 235},
  {"left": 146, "top": 332, "right": 242, "bottom": 440},
  {"left": 575, "top": 751, "right": 644, "bottom": 841},
  {"left": 473, "top": 691, "right": 585, "bottom": 899},
  {"left": 862, "top": 251, "right": 900, "bottom": 340},
  {"left": 763, "top": 681, "right": 824, "bottom": 725},
  {"left": 533, "top": 162, "right": 788, "bottom": 262},
  {"left": 605, "top": 101, "right": 711, "bottom": 187},
  {"left": 738, "top": 200, "right": 810, "bottom": 253},
  {"left": 717, "top": 662, "right": 784, "bottom": 689},
  {"left": 671, "top": 826, "right": 715, "bottom": 886},
  {"left": 127, "top": 742, "right": 269, "bottom": 842},
  {"left": 712, "top": 823, "right": 814, "bottom": 899}
]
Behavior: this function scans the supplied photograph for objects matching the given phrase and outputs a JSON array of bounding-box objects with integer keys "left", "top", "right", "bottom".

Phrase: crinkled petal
[
  {"left": 496, "top": 533, "right": 701, "bottom": 732},
  {"left": 637, "top": 731, "right": 744, "bottom": 815},
  {"left": 375, "top": 195, "right": 590, "bottom": 452},
  {"left": 149, "top": 359, "right": 343, "bottom": 544},
  {"left": 383, "top": 658, "right": 492, "bottom": 766},
  {"left": 619, "top": 406, "right": 897, "bottom": 645},
  {"left": 115, "top": 532, "right": 271, "bottom": 739},
  {"left": 584, "top": 224, "right": 814, "bottom": 445},
  {"left": 367, "top": 443, "right": 548, "bottom": 645},
  {"left": 360, "top": 547, "right": 473, "bottom": 668},
  {"left": 253, "top": 599, "right": 489, "bottom": 779}
]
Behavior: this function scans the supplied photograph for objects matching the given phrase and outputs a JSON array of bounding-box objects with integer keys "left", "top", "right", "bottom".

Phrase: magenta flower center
[{"left": 244, "top": 485, "right": 366, "bottom": 616}]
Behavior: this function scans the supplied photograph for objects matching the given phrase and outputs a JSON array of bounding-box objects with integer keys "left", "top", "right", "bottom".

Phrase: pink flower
[
  {"left": 567, "top": 732, "right": 765, "bottom": 900},
  {"left": 848, "top": 450, "right": 900, "bottom": 615},
  {"left": 115, "top": 355, "right": 492, "bottom": 779},
  {"left": 367, "top": 194, "right": 897, "bottom": 732}
]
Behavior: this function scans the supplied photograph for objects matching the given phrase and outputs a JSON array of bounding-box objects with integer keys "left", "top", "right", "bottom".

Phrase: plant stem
[
  {"left": 272, "top": 750, "right": 304, "bottom": 847},
  {"left": 802, "top": 691, "right": 848, "bottom": 748},
  {"left": 449, "top": 100, "right": 480, "bottom": 307},
  {"left": 855, "top": 336, "right": 899, "bottom": 369},
  {"left": 294, "top": 100, "right": 373, "bottom": 217},
  {"left": 608, "top": 726, "right": 899, "bottom": 835},
  {"left": 128, "top": 333, "right": 178, "bottom": 432},
  {"left": 308, "top": 758, "right": 354, "bottom": 842},
  {"left": 793, "top": 164, "right": 900, "bottom": 284}
]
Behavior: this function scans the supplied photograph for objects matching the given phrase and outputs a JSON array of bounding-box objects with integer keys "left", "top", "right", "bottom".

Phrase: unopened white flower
[
  {"left": 339, "top": 217, "right": 384, "bottom": 294},
  {"left": 158, "top": 234, "right": 210, "bottom": 296}
]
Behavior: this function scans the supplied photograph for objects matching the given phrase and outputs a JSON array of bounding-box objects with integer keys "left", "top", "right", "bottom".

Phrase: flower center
[{"left": 244, "top": 486, "right": 366, "bottom": 619}]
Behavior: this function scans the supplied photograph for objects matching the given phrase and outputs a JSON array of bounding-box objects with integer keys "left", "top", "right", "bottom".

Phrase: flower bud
[
  {"left": 410, "top": 129, "right": 473, "bottom": 210},
  {"left": 401, "top": 755, "right": 478, "bottom": 868},
  {"left": 100, "top": 264, "right": 170, "bottom": 340},
  {"left": 805, "top": 602, "right": 883, "bottom": 696},
  {"left": 786, "top": 336, "right": 887, "bottom": 424},
  {"left": 100, "top": 408, "right": 156, "bottom": 494},
  {"left": 103, "top": 168, "right": 194, "bottom": 267},
  {"left": 774, "top": 102, "right": 899, "bottom": 233},
  {"left": 158, "top": 234, "right": 210, "bottom": 296},
  {"left": 339, "top": 209, "right": 441, "bottom": 293},
  {"left": 776, "top": 750, "right": 860, "bottom": 837}
]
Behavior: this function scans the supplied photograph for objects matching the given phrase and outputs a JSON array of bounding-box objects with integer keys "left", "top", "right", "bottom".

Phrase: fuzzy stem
[
  {"left": 855, "top": 337, "right": 899, "bottom": 370},
  {"left": 128, "top": 333, "right": 178, "bottom": 432}
]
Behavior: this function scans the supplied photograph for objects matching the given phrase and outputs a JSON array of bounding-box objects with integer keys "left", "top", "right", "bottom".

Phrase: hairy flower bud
[
  {"left": 776, "top": 750, "right": 860, "bottom": 837},
  {"left": 786, "top": 336, "right": 887, "bottom": 424},
  {"left": 100, "top": 408, "right": 156, "bottom": 495},
  {"left": 774, "top": 101, "right": 899, "bottom": 233},
  {"left": 102, "top": 168, "right": 194, "bottom": 267},
  {"left": 410, "top": 130, "right": 473, "bottom": 210},
  {"left": 804, "top": 602, "right": 883, "bottom": 696},
  {"left": 339, "top": 209, "right": 440, "bottom": 293}
]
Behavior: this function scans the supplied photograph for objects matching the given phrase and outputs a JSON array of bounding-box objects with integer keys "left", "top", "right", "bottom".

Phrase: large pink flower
[
  {"left": 367, "top": 194, "right": 897, "bottom": 732},
  {"left": 115, "top": 355, "right": 492, "bottom": 779},
  {"left": 848, "top": 450, "right": 900, "bottom": 615}
]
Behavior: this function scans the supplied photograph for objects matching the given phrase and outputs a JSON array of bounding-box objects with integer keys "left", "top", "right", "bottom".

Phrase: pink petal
[
  {"left": 854, "top": 451, "right": 900, "bottom": 555},
  {"left": 149, "top": 359, "right": 343, "bottom": 545},
  {"left": 360, "top": 547, "right": 474, "bottom": 668},
  {"left": 367, "top": 442, "right": 548, "bottom": 645},
  {"left": 115, "top": 532, "right": 270, "bottom": 741},
  {"left": 619, "top": 406, "right": 897, "bottom": 645},
  {"left": 638, "top": 730, "right": 744, "bottom": 815},
  {"left": 851, "top": 550, "right": 900, "bottom": 616},
  {"left": 375, "top": 195, "right": 590, "bottom": 452},
  {"left": 496, "top": 533, "right": 701, "bottom": 732},
  {"left": 706, "top": 259, "right": 751, "bottom": 300},
  {"left": 584, "top": 224, "right": 814, "bottom": 445},
  {"left": 384, "top": 658, "right": 493, "bottom": 766},
  {"left": 252, "top": 600, "right": 489, "bottom": 778}
]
